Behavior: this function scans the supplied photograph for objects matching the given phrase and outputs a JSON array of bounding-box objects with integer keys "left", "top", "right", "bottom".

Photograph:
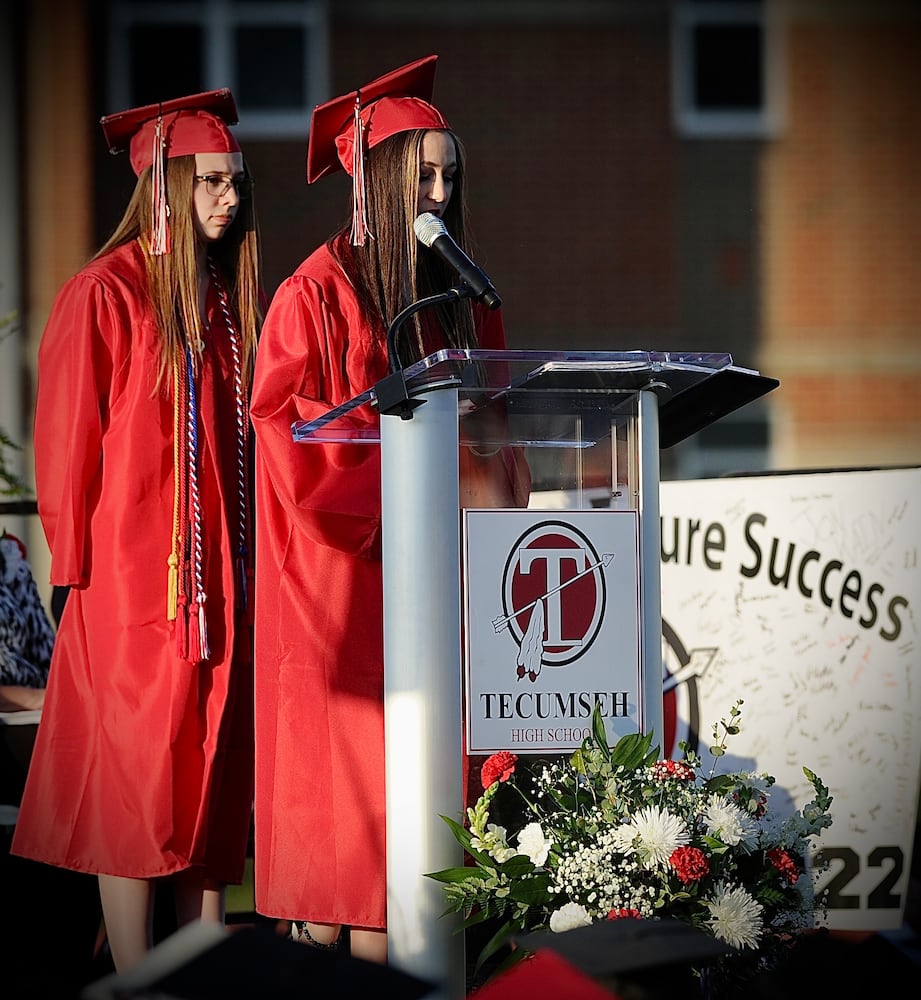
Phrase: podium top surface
[{"left": 291, "top": 349, "right": 779, "bottom": 449}]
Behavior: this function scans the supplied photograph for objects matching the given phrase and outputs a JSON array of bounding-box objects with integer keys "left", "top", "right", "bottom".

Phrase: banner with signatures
[{"left": 659, "top": 466, "right": 921, "bottom": 931}]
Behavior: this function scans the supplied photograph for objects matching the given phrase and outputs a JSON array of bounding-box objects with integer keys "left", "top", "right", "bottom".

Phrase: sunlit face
[
  {"left": 417, "top": 131, "right": 456, "bottom": 218},
  {"left": 192, "top": 151, "right": 246, "bottom": 243}
]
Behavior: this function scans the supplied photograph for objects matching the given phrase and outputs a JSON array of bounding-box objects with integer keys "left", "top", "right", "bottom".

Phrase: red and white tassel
[
  {"left": 187, "top": 597, "right": 209, "bottom": 664},
  {"left": 350, "top": 96, "right": 373, "bottom": 247},
  {"left": 188, "top": 601, "right": 201, "bottom": 663},
  {"left": 150, "top": 113, "right": 171, "bottom": 255},
  {"left": 197, "top": 597, "right": 210, "bottom": 661}
]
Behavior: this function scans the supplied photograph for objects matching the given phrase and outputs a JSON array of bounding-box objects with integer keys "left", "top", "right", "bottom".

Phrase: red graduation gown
[
  {"left": 250, "top": 238, "right": 529, "bottom": 928},
  {"left": 11, "top": 240, "right": 254, "bottom": 882}
]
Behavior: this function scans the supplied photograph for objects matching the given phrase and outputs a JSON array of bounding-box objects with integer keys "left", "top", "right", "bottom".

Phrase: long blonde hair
[
  {"left": 95, "top": 155, "right": 262, "bottom": 389},
  {"left": 330, "top": 128, "right": 480, "bottom": 366}
]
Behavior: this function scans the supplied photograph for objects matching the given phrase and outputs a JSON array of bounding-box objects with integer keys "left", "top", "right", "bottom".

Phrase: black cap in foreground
[
  {"left": 82, "top": 922, "right": 437, "bottom": 1000},
  {"left": 514, "top": 917, "right": 736, "bottom": 979}
]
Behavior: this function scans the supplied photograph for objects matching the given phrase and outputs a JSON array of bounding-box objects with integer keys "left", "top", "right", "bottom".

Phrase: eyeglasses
[{"left": 194, "top": 174, "right": 254, "bottom": 199}]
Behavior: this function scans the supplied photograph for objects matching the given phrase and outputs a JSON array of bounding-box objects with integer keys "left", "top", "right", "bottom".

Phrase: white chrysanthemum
[
  {"left": 549, "top": 902, "right": 593, "bottom": 933},
  {"left": 624, "top": 804, "right": 689, "bottom": 867},
  {"left": 470, "top": 823, "right": 517, "bottom": 863},
  {"left": 703, "top": 794, "right": 758, "bottom": 849},
  {"left": 610, "top": 822, "right": 639, "bottom": 853},
  {"left": 704, "top": 880, "right": 764, "bottom": 949},
  {"left": 517, "top": 822, "right": 553, "bottom": 866}
]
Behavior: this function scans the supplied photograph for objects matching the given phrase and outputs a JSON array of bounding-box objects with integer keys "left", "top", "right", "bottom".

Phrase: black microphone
[{"left": 413, "top": 213, "right": 502, "bottom": 310}]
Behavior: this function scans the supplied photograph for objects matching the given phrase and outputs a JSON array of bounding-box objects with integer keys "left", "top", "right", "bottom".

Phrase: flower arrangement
[{"left": 427, "top": 700, "right": 833, "bottom": 990}]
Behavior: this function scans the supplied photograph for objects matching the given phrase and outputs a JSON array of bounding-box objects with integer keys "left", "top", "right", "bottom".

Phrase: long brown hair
[
  {"left": 95, "top": 155, "right": 262, "bottom": 389},
  {"left": 329, "top": 128, "right": 480, "bottom": 367}
]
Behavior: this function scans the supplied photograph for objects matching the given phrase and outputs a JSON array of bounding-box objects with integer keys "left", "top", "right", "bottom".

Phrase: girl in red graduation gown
[
  {"left": 250, "top": 56, "right": 529, "bottom": 964},
  {"left": 11, "top": 90, "right": 262, "bottom": 972}
]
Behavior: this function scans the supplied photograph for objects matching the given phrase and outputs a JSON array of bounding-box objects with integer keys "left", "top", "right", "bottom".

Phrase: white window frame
[
  {"left": 670, "top": 0, "right": 786, "bottom": 139},
  {"left": 108, "top": 0, "right": 329, "bottom": 139}
]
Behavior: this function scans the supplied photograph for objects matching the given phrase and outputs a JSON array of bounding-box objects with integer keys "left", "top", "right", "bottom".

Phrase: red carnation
[
  {"left": 481, "top": 751, "right": 518, "bottom": 789},
  {"left": 607, "top": 908, "right": 643, "bottom": 920},
  {"left": 768, "top": 847, "right": 799, "bottom": 885},
  {"left": 669, "top": 845, "right": 710, "bottom": 884}
]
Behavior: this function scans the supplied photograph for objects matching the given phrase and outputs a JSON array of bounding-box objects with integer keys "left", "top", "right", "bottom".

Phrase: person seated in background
[
  {"left": 0, "top": 530, "right": 53, "bottom": 715},
  {"left": 2, "top": 528, "right": 108, "bottom": 998}
]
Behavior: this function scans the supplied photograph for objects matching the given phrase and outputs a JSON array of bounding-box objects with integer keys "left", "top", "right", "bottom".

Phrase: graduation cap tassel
[
  {"left": 350, "top": 95, "right": 373, "bottom": 247},
  {"left": 150, "top": 110, "right": 171, "bottom": 255}
]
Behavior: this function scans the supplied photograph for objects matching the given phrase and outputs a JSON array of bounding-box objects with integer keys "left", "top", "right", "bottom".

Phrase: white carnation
[
  {"left": 517, "top": 822, "right": 552, "bottom": 866},
  {"left": 549, "top": 902, "right": 592, "bottom": 933}
]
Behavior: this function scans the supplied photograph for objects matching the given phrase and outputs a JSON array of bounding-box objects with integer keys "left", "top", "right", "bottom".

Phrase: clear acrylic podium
[{"left": 291, "top": 349, "right": 778, "bottom": 998}]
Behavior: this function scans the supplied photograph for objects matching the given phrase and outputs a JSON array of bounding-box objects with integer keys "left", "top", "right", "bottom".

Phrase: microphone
[{"left": 413, "top": 213, "right": 502, "bottom": 310}]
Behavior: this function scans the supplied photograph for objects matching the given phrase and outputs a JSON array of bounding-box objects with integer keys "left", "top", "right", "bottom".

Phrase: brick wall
[{"left": 761, "top": 5, "right": 921, "bottom": 469}]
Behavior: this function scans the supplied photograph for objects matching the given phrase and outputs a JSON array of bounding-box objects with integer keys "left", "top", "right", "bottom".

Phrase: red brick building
[{"left": 2, "top": 0, "right": 919, "bottom": 581}]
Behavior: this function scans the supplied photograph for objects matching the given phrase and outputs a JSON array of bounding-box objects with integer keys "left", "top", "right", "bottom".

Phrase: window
[
  {"left": 671, "top": 1, "right": 784, "bottom": 138},
  {"left": 108, "top": 0, "right": 329, "bottom": 138}
]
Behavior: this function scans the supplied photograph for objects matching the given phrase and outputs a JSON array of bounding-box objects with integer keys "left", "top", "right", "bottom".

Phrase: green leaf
[
  {"left": 609, "top": 730, "right": 658, "bottom": 769},
  {"left": 507, "top": 873, "right": 552, "bottom": 904},
  {"left": 440, "top": 814, "right": 473, "bottom": 848},
  {"left": 497, "top": 855, "right": 537, "bottom": 876},
  {"left": 437, "top": 814, "right": 499, "bottom": 866},
  {"left": 479, "top": 946, "right": 530, "bottom": 983},
  {"left": 425, "top": 866, "right": 481, "bottom": 884},
  {"left": 803, "top": 766, "right": 833, "bottom": 811},
  {"left": 459, "top": 908, "right": 492, "bottom": 930},
  {"left": 704, "top": 774, "right": 735, "bottom": 795},
  {"left": 757, "top": 885, "right": 788, "bottom": 906},
  {"left": 474, "top": 919, "right": 520, "bottom": 974},
  {"left": 590, "top": 701, "right": 612, "bottom": 758}
]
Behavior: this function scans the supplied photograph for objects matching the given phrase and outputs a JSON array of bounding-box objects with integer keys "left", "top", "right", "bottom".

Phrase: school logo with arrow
[{"left": 494, "top": 520, "right": 612, "bottom": 683}]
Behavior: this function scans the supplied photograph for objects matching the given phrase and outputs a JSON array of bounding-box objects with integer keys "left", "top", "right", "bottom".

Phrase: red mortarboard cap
[
  {"left": 469, "top": 950, "right": 619, "bottom": 1000},
  {"left": 100, "top": 89, "right": 241, "bottom": 177},
  {"left": 306, "top": 54, "right": 448, "bottom": 184},
  {"left": 100, "top": 89, "right": 241, "bottom": 255}
]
